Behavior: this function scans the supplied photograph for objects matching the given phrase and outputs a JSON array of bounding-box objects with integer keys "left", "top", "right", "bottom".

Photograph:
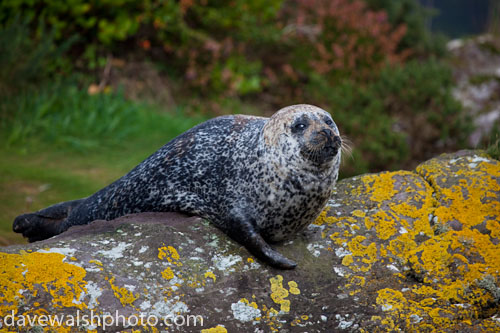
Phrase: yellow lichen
[
  {"left": 204, "top": 271, "right": 216, "bottom": 282},
  {"left": 0, "top": 251, "right": 89, "bottom": 332},
  {"left": 366, "top": 211, "right": 397, "bottom": 240},
  {"left": 89, "top": 259, "right": 103, "bottom": 266},
  {"left": 341, "top": 254, "right": 353, "bottom": 266},
  {"left": 107, "top": 276, "right": 138, "bottom": 307},
  {"left": 229, "top": 296, "right": 287, "bottom": 331},
  {"left": 161, "top": 267, "right": 175, "bottom": 280},
  {"left": 239, "top": 297, "right": 259, "bottom": 310},
  {"left": 0, "top": 251, "right": 88, "bottom": 313},
  {"left": 270, "top": 275, "right": 290, "bottom": 312},
  {"left": 362, "top": 172, "right": 398, "bottom": 202},
  {"left": 288, "top": 281, "right": 300, "bottom": 295},
  {"left": 376, "top": 288, "right": 406, "bottom": 313},
  {"left": 313, "top": 208, "right": 339, "bottom": 226},
  {"left": 342, "top": 236, "right": 378, "bottom": 272},
  {"left": 157, "top": 245, "right": 182, "bottom": 267},
  {"left": 487, "top": 220, "right": 500, "bottom": 239},
  {"left": 264, "top": 305, "right": 280, "bottom": 332},
  {"left": 326, "top": 155, "right": 500, "bottom": 331},
  {"left": 269, "top": 275, "right": 301, "bottom": 313},
  {"left": 201, "top": 325, "right": 227, "bottom": 333},
  {"left": 352, "top": 209, "right": 366, "bottom": 218},
  {"left": 350, "top": 275, "right": 366, "bottom": 287}
]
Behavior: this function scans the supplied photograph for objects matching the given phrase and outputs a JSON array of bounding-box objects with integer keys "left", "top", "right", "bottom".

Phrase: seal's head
[{"left": 263, "top": 104, "right": 341, "bottom": 169}]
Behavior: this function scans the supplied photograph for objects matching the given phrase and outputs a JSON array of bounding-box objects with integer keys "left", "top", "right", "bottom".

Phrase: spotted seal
[{"left": 13, "top": 104, "right": 342, "bottom": 269}]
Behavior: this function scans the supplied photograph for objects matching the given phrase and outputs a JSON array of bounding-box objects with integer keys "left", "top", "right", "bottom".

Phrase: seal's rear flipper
[
  {"left": 13, "top": 199, "right": 85, "bottom": 242},
  {"left": 222, "top": 218, "right": 297, "bottom": 270}
]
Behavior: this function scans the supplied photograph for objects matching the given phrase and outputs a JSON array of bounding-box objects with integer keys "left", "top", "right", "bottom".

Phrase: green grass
[
  {"left": 0, "top": 82, "right": 207, "bottom": 246},
  {"left": 468, "top": 74, "right": 500, "bottom": 86},
  {"left": 487, "top": 138, "right": 500, "bottom": 160},
  {"left": 1, "top": 81, "right": 206, "bottom": 151},
  {"left": 0, "top": 148, "right": 117, "bottom": 245}
]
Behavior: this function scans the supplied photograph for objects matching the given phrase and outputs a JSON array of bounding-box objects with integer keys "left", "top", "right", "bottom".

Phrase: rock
[
  {"left": 448, "top": 34, "right": 500, "bottom": 146},
  {"left": 1, "top": 150, "right": 499, "bottom": 332}
]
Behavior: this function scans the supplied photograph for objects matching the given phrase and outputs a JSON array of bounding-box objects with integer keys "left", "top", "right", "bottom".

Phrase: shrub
[
  {"left": 0, "top": 0, "right": 284, "bottom": 97},
  {"left": 308, "top": 59, "right": 471, "bottom": 176},
  {"left": 289, "top": 0, "right": 408, "bottom": 80},
  {"left": 364, "top": 0, "right": 447, "bottom": 57},
  {"left": 309, "top": 76, "right": 409, "bottom": 175},
  {"left": 487, "top": 138, "right": 500, "bottom": 160},
  {"left": 0, "top": 17, "right": 75, "bottom": 95},
  {"left": 148, "top": 0, "right": 284, "bottom": 96},
  {"left": 1, "top": 0, "right": 466, "bottom": 176},
  {"left": 375, "top": 59, "right": 471, "bottom": 160},
  {"left": 0, "top": 0, "right": 412, "bottom": 99}
]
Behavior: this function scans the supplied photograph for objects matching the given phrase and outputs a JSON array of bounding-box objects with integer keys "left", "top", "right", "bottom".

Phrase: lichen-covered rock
[
  {"left": 0, "top": 150, "right": 499, "bottom": 332},
  {"left": 448, "top": 34, "right": 500, "bottom": 146}
]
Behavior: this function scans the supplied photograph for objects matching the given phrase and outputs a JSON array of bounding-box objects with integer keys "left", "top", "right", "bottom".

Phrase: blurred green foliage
[
  {"left": 0, "top": 0, "right": 473, "bottom": 177},
  {"left": 307, "top": 59, "right": 469, "bottom": 174},
  {"left": 0, "top": 16, "right": 75, "bottom": 94},
  {"left": 487, "top": 138, "right": 500, "bottom": 160},
  {"left": 0, "top": 0, "right": 284, "bottom": 94},
  {"left": 0, "top": 0, "right": 413, "bottom": 96}
]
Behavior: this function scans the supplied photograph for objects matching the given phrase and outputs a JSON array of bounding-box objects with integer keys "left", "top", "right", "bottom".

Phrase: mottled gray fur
[{"left": 14, "top": 104, "right": 342, "bottom": 269}]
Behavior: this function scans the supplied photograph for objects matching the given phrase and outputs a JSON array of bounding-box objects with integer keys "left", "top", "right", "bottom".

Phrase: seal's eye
[
  {"left": 292, "top": 123, "right": 307, "bottom": 132},
  {"left": 296, "top": 123, "right": 306, "bottom": 130},
  {"left": 325, "top": 119, "right": 333, "bottom": 126}
]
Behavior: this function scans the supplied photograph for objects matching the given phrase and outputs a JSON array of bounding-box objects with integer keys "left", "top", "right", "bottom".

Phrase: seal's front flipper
[
  {"left": 223, "top": 218, "right": 297, "bottom": 269},
  {"left": 13, "top": 199, "right": 85, "bottom": 242}
]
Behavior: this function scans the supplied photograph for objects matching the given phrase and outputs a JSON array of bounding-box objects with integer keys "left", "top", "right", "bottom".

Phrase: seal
[{"left": 13, "top": 104, "right": 342, "bottom": 269}]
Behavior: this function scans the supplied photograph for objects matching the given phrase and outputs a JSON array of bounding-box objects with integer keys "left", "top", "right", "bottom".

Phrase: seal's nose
[
  {"left": 321, "top": 128, "right": 334, "bottom": 139},
  {"left": 333, "top": 135, "right": 341, "bottom": 148}
]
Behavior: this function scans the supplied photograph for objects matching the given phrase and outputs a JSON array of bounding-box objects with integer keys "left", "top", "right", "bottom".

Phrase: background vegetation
[{"left": 0, "top": 0, "right": 492, "bottom": 244}]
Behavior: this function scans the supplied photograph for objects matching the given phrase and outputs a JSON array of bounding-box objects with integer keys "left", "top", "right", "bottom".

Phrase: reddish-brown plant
[{"left": 287, "top": 0, "right": 410, "bottom": 81}]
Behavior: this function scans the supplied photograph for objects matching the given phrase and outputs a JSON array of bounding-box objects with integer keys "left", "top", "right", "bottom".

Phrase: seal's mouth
[{"left": 301, "top": 129, "right": 341, "bottom": 166}]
